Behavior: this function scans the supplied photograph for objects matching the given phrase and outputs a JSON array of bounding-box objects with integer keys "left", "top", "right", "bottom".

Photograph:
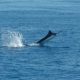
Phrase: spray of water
[{"left": 1, "top": 30, "right": 24, "bottom": 47}]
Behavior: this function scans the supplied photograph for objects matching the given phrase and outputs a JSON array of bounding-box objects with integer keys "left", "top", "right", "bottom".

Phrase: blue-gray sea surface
[{"left": 0, "top": 1, "right": 80, "bottom": 80}]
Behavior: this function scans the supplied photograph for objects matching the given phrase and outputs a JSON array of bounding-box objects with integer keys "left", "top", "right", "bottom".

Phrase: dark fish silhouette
[
  {"left": 25, "top": 30, "right": 57, "bottom": 46},
  {"left": 36, "top": 30, "right": 57, "bottom": 44}
]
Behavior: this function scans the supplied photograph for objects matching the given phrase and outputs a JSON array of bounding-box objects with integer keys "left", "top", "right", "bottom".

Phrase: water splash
[
  {"left": 1, "top": 30, "right": 24, "bottom": 47},
  {"left": 28, "top": 43, "right": 40, "bottom": 46}
]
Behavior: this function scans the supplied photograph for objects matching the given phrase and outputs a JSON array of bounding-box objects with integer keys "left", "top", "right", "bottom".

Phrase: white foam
[
  {"left": 1, "top": 30, "right": 24, "bottom": 47},
  {"left": 28, "top": 43, "right": 40, "bottom": 46}
]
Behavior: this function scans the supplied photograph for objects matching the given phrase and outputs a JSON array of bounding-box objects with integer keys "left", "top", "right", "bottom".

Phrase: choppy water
[{"left": 0, "top": 1, "right": 80, "bottom": 80}]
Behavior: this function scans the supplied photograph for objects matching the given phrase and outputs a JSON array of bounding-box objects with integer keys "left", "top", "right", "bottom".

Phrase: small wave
[{"left": 1, "top": 30, "right": 24, "bottom": 47}]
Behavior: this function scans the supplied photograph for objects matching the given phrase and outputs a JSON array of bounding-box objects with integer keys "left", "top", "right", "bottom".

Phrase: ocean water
[{"left": 0, "top": 1, "right": 80, "bottom": 80}]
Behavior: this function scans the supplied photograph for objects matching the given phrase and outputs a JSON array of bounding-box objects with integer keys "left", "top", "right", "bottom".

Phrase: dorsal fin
[{"left": 48, "top": 30, "right": 57, "bottom": 35}]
